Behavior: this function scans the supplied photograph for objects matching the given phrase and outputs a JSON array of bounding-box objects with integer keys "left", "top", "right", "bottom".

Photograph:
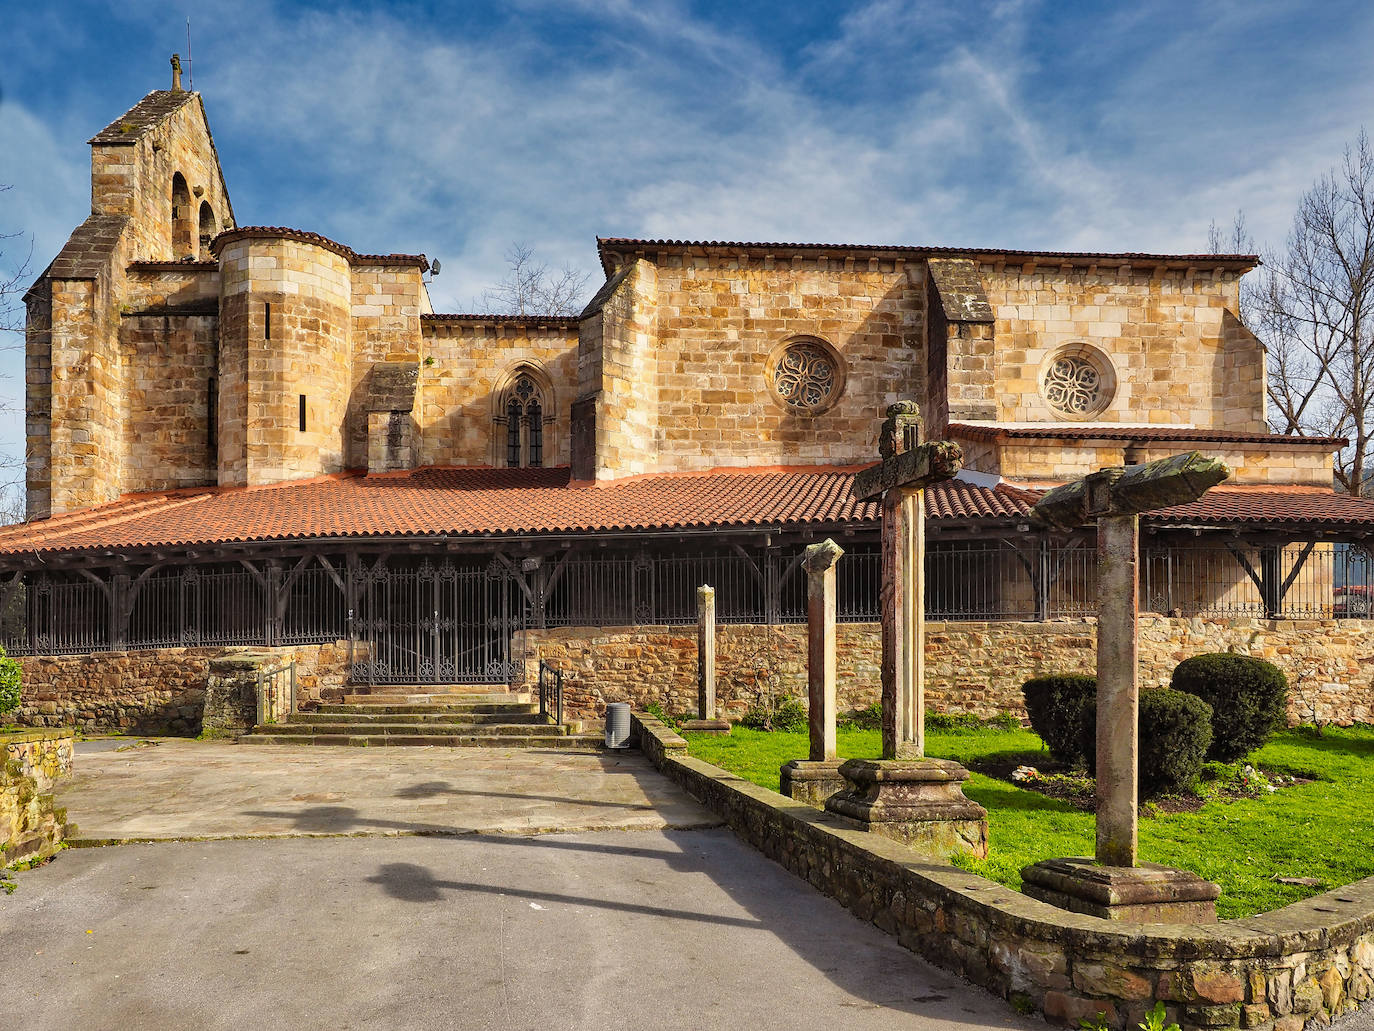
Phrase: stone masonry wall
[
  {"left": 633, "top": 255, "right": 924, "bottom": 474},
  {"left": 592, "top": 259, "right": 660, "bottom": 479},
  {"left": 522, "top": 617, "right": 1374, "bottom": 725},
  {"left": 981, "top": 440, "right": 1334, "bottom": 487},
  {"left": 217, "top": 236, "right": 353, "bottom": 485},
  {"left": 981, "top": 264, "right": 1265, "bottom": 430},
  {"left": 1, "top": 730, "right": 73, "bottom": 864},
  {"left": 346, "top": 265, "right": 426, "bottom": 468},
  {"left": 418, "top": 320, "right": 578, "bottom": 469},
  {"left": 636, "top": 713, "right": 1374, "bottom": 1031},
  {"left": 14, "top": 641, "right": 351, "bottom": 735}
]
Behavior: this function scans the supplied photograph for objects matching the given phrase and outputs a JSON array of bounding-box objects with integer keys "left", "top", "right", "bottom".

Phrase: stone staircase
[{"left": 239, "top": 684, "right": 602, "bottom": 749}]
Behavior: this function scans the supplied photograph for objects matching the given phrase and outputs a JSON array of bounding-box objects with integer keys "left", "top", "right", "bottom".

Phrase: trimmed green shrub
[
  {"left": 739, "top": 697, "right": 807, "bottom": 732},
  {"left": 1082, "top": 688, "right": 1213, "bottom": 796},
  {"left": 0, "top": 647, "right": 18, "bottom": 717},
  {"left": 1170, "top": 653, "right": 1289, "bottom": 762},
  {"left": 1021, "top": 674, "right": 1096, "bottom": 763}
]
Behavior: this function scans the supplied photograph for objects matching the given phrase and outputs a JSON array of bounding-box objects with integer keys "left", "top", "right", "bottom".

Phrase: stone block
[
  {"left": 1020, "top": 857, "right": 1219, "bottom": 924},
  {"left": 825, "top": 757, "right": 988, "bottom": 860},
  {"left": 780, "top": 759, "right": 847, "bottom": 809}
]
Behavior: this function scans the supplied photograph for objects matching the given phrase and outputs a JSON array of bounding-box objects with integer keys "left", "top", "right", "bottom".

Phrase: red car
[{"left": 1334, "top": 585, "right": 1372, "bottom": 618}]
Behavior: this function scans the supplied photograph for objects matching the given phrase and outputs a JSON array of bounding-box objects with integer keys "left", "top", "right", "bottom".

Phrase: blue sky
[{"left": 2, "top": 0, "right": 1373, "bottom": 486}]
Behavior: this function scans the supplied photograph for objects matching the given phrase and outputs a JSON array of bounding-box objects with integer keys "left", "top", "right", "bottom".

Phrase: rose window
[
  {"left": 772, "top": 343, "right": 838, "bottom": 410},
  {"left": 1042, "top": 353, "right": 1108, "bottom": 417}
]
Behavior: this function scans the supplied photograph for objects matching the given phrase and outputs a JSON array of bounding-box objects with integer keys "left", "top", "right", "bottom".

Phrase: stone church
[{"left": 7, "top": 74, "right": 1374, "bottom": 737}]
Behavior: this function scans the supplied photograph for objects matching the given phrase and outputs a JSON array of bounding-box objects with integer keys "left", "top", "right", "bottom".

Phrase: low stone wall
[
  {"left": 2, "top": 729, "right": 74, "bottom": 863},
  {"left": 16, "top": 641, "right": 351, "bottom": 735},
  {"left": 523, "top": 617, "right": 1374, "bottom": 725},
  {"left": 633, "top": 713, "right": 1374, "bottom": 1031}
]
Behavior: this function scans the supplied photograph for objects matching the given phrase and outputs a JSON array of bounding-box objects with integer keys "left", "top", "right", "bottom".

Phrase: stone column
[
  {"left": 805, "top": 539, "right": 843, "bottom": 761},
  {"left": 882, "top": 487, "right": 924, "bottom": 759},
  {"left": 781, "top": 539, "right": 848, "bottom": 806},
  {"left": 1096, "top": 512, "right": 1139, "bottom": 868},
  {"left": 682, "top": 585, "right": 729, "bottom": 734}
]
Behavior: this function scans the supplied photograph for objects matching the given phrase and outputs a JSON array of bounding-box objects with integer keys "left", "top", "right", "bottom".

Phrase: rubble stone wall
[
  {"left": 2, "top": 730, "right": 74, "bottom": 864},
  {"left": 14, "top": 641, "right": 352, "bottom": 735},
  {"left": 522, "top": 616, "right": 1374, "bottom": 725}
]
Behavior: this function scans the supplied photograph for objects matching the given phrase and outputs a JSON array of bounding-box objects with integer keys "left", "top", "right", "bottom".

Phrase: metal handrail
[
  {"left": 256, "top": 660, "right": 297, "bottom": 725},
  {"left": 537, "top": 659, "right": 564, "bottom": 727}
]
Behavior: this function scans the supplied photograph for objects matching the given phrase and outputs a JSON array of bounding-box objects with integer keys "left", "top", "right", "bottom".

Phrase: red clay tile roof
[
  {"left": 596, "top": 237, "right": 1259, "bottom": 277},
  {"left": 209, "top": 227, "right": 428, "bottom": 269},
  {"left": 948, "top": 423, "right": 1348, "bottom": 449},
  {"left": 422, "top": 314, "right": 580, "bottom": 329},
  {"left": 0, "top": 470, "right": 1369, "bottom": 561}
]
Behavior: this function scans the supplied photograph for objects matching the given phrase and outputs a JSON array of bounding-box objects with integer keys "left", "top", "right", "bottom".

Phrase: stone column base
[
  {"left": 824, "top": 758, "right": 989, "bottom": 860},
  {"left": 680, "top": 719, "right": 731, "bottom": 735},
  {"left": 780, "top": 759, "right": 847, "bottom": 808},
  {"left": 1020, "top": 857, "right": 1220, "bottom": 923}
]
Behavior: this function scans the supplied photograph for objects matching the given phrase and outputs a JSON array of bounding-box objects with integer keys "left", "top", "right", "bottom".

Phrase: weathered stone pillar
[
  {"left": 882, "top": 486, "right": 924, "bottom": 759},
  {"left": 682, "top": 585, "right": 729, "bottom": 734},
  {"left": 1021, "top": 454, "right": 1228, "bottom": 923},
  {"left": 781, "top": 538, "right": 847, "bottom": 806},
  {"left": 1096, "top": 512, "right": 1139, "bottom": 867},
  {"left": 823, "top": 402, "right": 987, "bottom": 859}
]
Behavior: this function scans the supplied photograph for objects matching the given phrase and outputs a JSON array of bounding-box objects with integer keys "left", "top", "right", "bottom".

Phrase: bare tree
[
  {"left": 1227, "top": 134, "right": 1374, "bottom": 496},
  {"left": 479, "top": 243, "right": 592, "bottom": 317}
]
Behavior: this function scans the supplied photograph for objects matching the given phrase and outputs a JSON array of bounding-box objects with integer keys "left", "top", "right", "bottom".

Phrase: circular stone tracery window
[
  {"left": 1039, "top": 345, "right": 1115, "bottom": 419},
  {"left": 769, "top": 339, "right": 843, "bottom": 412}
]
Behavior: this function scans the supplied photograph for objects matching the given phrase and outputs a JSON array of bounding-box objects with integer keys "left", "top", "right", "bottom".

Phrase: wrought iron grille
[{"left": 0, "top": 539, "right": 1367, "bottom": 663}]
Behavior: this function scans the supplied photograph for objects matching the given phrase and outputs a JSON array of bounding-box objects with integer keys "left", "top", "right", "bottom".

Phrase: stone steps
[
  {"left": 240, "top": 683, "right": 591, "bottom": 750},
  {"left": 239, "top": 731, "right": 604, "bottom": 750},
  {"left": 316, "top": 702, "right": 539, "bottom": 716}
]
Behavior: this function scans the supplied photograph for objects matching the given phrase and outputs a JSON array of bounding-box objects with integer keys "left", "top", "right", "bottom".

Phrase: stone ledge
[
  {"left": 632, "top": 712, "right": 1374, "bottom": 1029},
  {"left": 0, "top": 728, "right": 78, "bottom": 745}
]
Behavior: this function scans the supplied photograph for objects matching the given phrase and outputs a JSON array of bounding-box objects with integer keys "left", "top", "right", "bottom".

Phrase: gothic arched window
[{"left": 499, "top": 371, "right": 547, "bottom": 468}]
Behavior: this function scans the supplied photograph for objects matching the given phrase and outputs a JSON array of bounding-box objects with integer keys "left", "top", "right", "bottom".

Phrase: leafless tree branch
[{"left": 478, "top": 243, "right": 592, "bottom": 317}]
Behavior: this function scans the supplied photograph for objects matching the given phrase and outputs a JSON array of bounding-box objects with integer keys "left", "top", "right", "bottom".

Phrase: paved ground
[
  {"left": 11, "top": 737, "right": 1042, "bottom": 1030},
  {"left": 58, "top": 738, "right": 716, "bottom": 841},
  {"left": 3, "top": 831, "right": 1041, "bottom": 1031}
]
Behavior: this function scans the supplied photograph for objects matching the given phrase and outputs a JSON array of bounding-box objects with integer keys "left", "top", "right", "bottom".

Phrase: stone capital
[{"left": 803, "top": 537, "right": 844, "bottom": 575}]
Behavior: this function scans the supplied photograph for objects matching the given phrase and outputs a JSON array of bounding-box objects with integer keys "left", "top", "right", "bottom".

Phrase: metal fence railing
[{"left": 1, "top": 540, "right": 1368, "bottom": 660}]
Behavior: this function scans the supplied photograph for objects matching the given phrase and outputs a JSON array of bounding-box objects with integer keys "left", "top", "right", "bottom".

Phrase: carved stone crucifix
[
  {"left": 850, "top": 401, "right": 963, "bottom": 759},
  {"left": 1022, "top": 451, "right": 1229, "bottom": 923}
]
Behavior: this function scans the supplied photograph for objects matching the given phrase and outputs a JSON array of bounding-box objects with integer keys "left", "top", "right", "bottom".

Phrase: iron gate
[{"left": 351, "top": 557, "right": 525, "bottom": 685}]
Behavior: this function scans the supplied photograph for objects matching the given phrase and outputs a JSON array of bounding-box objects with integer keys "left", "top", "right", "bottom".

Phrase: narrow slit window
[
  {"left": 528, "top": 400, "right": 543, "bottom": 468},
  {"left": 265, "top": 302, "right": 272, "bottom": 341},
  {"left": 298, "top": 394, "right": 307, "bottom": 432},
  {"left": 207, "top": 376, "right": 217, "bottom": 457},
  {"left": 506, "top": 398, "right": 522, "bottom": 467}
]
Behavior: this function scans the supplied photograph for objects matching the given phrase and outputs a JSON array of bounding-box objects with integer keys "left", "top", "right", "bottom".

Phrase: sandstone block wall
[
  {"left": 977, "top": 440, "right": 1334, "bottom": 487},
  {"left": 217, "top": 236, "right": 353, "bottom": 485},
  {"left": 90, "top": 94, "right": 231, "bottom": 263},
  {"left": 636, "top": 713, "right": 1374, "bottom": 1031},
  {"left": 14, "top": 641, "right": 351, "bottom": 735},
  {"left": 521, "top": 617, "right": 1374, "bottom": 725},
  {"left": 347, "top": 266, "right": 427, "bottom": 468},
  {"left": 982, "top": 265, "right": 1265, "bottom": 430},
  {"left": 2, "top": 730, "right": 73, "bottom": 864},
  {"left": 419, "top": 319, "right": 578, "bottom": 468}
]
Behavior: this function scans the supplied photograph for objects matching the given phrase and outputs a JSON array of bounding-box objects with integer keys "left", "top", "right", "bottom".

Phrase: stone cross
[
  {"left": 804, "top": 539, "right": 844, "bottom": 761},
  {"left": 697, "top": 584, "right": 716, "bottom": 720},
  {"left": 171, "top": 53, "right": 183, "bottom": 92},
  {"left": 851, "top": 401, "right": 963, "bottom": 759},
  {"left": 1032, "top": 451, "right": 1229, "bottom": 868}
]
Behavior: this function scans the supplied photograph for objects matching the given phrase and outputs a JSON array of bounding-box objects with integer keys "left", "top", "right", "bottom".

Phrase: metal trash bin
[{"left": 605, "top": 702, "right": 632, "bottom": 749}]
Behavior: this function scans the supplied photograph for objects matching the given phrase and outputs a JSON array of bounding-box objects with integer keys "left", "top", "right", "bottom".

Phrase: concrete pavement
[
  {"left": 3, "top": 831, "right": 1043, "bottom": 1031},
  {"left": 57, "top": 738, "right": 717, "bottom": 841}
]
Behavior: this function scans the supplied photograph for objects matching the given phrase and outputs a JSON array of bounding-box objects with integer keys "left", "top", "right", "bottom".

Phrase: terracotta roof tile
[
  {"left": 209, "top": 227, "right": 428, "bottom": 269},
  {"left": 948, "top": 423, "right": 1347, "bottom": 448},
  {"left": 1, "top": 470, "right": 1369, "bottom": 561},
  {"left": 596, "top": 237, "right": 1259, "bottom": 277}
]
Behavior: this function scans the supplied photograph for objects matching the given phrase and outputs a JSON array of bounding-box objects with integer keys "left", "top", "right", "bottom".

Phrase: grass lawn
[{"left": 681, "top": 723, "right": 1374, "bottom": 919}]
